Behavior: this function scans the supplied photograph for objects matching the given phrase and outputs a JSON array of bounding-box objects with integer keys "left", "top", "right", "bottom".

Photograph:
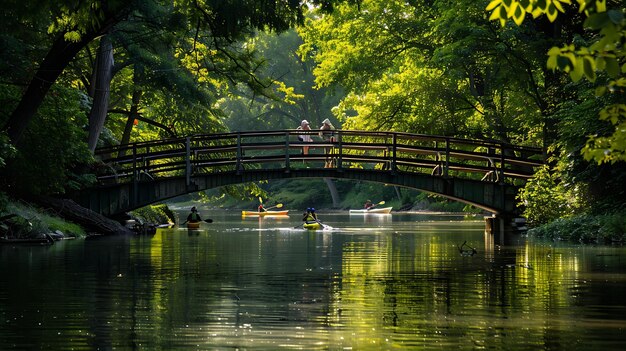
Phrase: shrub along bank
[
  {"left": 528, "top": 211, "right": 626, "bottom": 244},
  {"left": 1, "top": 200, "right": 86, "bottom": 240}
]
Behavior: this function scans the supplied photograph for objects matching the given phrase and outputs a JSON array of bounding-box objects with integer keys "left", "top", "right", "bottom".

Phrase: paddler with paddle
[
  {"left": 182, "top": 207, "right": 213, "bottom": 227},
  {"left": 302, "top": 208, "right": 318, "bottom": 223},
  {"left": 186, "top": 207, "right": 202, "bottom": 223}
]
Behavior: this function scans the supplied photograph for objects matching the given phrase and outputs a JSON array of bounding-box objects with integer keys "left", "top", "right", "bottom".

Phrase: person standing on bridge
[
  {"left": 296, "top": 120, "right": 313, "bottom": 155},
  {"left": 319, "top": 118, "right": 336, "bottom": 167},
  {"left": 319, "top": 118, "right": 336, "bottom": 141}
]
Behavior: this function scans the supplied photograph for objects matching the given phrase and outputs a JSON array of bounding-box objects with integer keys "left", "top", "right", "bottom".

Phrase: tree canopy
[
  {"left": 0, "top": 0, "right": 348, "bottom": 195},
  {"left": 298, "top": 0, "right": 570, "bottom": 146},
  {"left": 0, "top": 0, "right": 624, "bottom": 221},
  {"left": 487, "top": 0, "right": 625, "bottom": 164}
]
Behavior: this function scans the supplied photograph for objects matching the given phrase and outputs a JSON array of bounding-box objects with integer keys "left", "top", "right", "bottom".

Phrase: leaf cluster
[{"left": 487, "top": 0, "right": 626, "bottom": 163}]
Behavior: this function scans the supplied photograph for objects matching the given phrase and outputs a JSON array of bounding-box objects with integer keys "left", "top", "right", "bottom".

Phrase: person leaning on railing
[
  {"left": 296, "top": 119, "right": 313, "bottom": 155},
  {"left": 319, "top": 118, "right": 336, "bottom": 142},
  {"left": 319, "top": 119, "right": 336, "bottom": 167}
]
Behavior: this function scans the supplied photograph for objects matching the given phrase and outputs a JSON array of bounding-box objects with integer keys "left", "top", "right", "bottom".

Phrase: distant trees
[
  {"left": 219, "top": 30, "right": 342, "bottom": 131},
  {"left": 299, "top": 0, "right": 565, "bottom": 147}
]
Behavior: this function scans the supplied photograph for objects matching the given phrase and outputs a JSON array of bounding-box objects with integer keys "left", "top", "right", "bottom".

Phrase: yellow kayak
[
  {"left": 242, "top": 210, "right": 289, "bottom": 217},
  {"left": 303, "top": 221, "right": 322, "bottom": 230}
]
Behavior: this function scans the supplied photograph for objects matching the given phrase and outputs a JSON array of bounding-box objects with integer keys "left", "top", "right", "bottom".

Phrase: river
[{"left": 1, "top": 209, "right": 625, "bottom": 350}]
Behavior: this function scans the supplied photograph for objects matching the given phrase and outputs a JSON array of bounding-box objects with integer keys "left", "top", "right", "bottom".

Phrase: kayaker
[
  {"left": 302, "top": 208, "right": 318, "bottom": 223},
  {"left": 258, "top": 203, "right": 267, "bottom": 212},
  {"left": 364, "top": 200, "right": 375, "bottom": 210},
  {"left": 186, "top": 207, "right": 202, "bottom": 223}
]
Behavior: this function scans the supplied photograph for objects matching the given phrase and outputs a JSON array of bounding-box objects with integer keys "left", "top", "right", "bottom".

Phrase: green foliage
[
  {"left": 1, "top": 86, "right": 95, "bottom": 195},
  {"left": 34, "top": 213, "right": 85, "bottom": 238},
  {"left": 582, "top": 104, "right": 626, "bottom": 164},
  {"left": 487, "top": 0, "right": 626, "bottom": 163},
  {"left": 0, "top": 132, "right": 17, "bottom": 169},
  {"left": 412, "top": 192, "right": 478, "bottom": 213},
  {"left": 300, "top": 0, "right": 549, "bottom": 144},
  {"left": 268, "top": 179, "right": 331, "bottom": 210},
  {"left": 219, "top": 30, "right": 342, "bottom": 131},
  {"left": 528, "top": 211, "right": 626, "bottom": 244},
  {"left": 130, "top": 203, "right": 176, "bottom": 225},
  {"left": 517, "top": 165, "right": 585, "bottom": 226}
]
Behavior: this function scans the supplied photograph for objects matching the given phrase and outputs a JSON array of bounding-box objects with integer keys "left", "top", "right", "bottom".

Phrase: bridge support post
[
  {"left": 132, "top": 144, "right": 138, "bottom": 207},
  {"left": 284, "top": 131, "right": 290, "bottom": 171},
  {"left": 185, "top": 136, "right": 191, "bottom": 187},
  {"left": 485, "top": 214, "right": 525, "bottom": 246}
]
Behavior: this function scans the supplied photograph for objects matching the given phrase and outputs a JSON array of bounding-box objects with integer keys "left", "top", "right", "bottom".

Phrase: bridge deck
[{"left": 83, "top": 130, "right": 544, "bottom": 215}]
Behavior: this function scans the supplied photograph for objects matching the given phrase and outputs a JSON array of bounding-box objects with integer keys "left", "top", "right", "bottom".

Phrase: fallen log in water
[{"left": 35, "top": 197, "right": 133, "bottom": 236}]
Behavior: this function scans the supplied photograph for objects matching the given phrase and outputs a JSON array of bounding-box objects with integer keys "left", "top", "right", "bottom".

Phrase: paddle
[
  {"left": 264, "top": 203, "right": 283, "bottom": 210},
  {"left": 316, "top": 219, "right": 331, "bottom": 230},
  {"left": 181, "top": 218, "right": 213, "bottom": 225},
  {"left": 367, "top": 200, "right": 385, "bottom": 210}
]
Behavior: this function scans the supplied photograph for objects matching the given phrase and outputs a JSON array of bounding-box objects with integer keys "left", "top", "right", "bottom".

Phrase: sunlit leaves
[
  {"left": 485, "top": 0, "right": 574, "bottom": 26},
  {"left": 488, "top": 0, "right": 626, "bottom": 163},
  {"left": 517, "top": 165, "right": 583, "bottom": 225},
  {"left": 300, "top": 0, "right": 548, "bottom": 143},
  {"left": 47, "top": 1, "right": 128, "bottom": 42},
  {"left": 274, "top": 81, "right": 305, "bottom": 105},
  {"left": 583, "top": 105, "right": 626, "bottom": 164}
]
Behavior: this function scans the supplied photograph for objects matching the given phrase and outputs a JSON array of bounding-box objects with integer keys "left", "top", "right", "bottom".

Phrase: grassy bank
[
  {"left": 2, "top": 200, "right": 86, "bottom": 238},
  {"left": 528, "top": 211, "right": 626, "bottom": 244}
]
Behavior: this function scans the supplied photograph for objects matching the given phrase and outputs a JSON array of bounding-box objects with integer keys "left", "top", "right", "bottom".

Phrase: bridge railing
[{"left": 93, "top": 130, "right": 543, "bottom": 185}]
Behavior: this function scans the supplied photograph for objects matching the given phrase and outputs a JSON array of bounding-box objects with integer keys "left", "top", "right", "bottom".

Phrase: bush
[
  {"left": 529, "top": 211, "right": 626, "bottom": 244},
  {"left": 517, "top": 165, "right": 583, "bottom": 226},
  {"left": 2, "top": 86, "right": 95, "bottom": 195},
  {"left": 130, "top": 203, "right": 176, "bottom": 225}
]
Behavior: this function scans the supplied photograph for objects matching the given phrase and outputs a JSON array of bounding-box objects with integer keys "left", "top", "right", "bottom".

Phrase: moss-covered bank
[
  {"left": 1, "top": 199, "right": 177, "bottom": 240},
  {"left": 1, "top": 200, "right": 86, "bottom": 239},
  {"left": 129, "top": 203, "right": 177, "bottom": 226}
]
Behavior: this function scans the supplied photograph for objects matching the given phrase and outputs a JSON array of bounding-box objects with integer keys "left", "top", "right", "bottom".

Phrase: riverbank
[
  {"left": 528, "top": 211, "right": 626, "bottom": 244},
  {"left": 1, "top": 196, "right": 181, "bottom": 243},
  {"left": 1, "top": 200, "right": 86, "bottom": 242}
]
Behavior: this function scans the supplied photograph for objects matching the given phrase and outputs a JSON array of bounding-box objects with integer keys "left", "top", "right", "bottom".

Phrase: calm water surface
[{"left": 1, "top": 210, "right": 625, "bottom": 350}]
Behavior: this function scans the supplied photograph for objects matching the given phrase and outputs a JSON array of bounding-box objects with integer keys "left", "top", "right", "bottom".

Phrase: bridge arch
[{"left": 75, "top": 130, "right": 542, "bottom": 216}]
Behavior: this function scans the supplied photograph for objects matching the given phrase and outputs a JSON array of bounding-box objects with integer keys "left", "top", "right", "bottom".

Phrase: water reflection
[{"left": 0, "top": 212, "right": 625, "bottom": 350}]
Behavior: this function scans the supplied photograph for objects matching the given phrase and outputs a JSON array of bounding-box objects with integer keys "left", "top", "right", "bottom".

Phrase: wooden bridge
[{"left": 76, "top": 130, "right": 543, "bottom": 217}]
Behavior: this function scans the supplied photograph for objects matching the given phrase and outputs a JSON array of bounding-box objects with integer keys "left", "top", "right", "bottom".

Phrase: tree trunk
[
  {"left": 119, "top": 66, "right": 144, "bottom": 156},
  {"left": 394, "top": 186, "right": 402, "bottom": 201},
  {"left": 3, "top": 34, "right": 94, "bottom": 145},
  {"left": 87, "top": 35, "right": 114, "bottom": 152},
  {"left": 323, "top": 177, "right": 340, "bottom": 208},
  {"left": 2, "top": 4, "right": 131, "bottom": 146},
  {"left": 36, "top": 196, "right": 133, "bottom": 235}
]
